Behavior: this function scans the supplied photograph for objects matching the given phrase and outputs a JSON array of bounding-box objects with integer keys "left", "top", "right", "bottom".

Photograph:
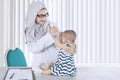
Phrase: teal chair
[{"left": 6, "top": 48, "right": 27, "bottom": 67}]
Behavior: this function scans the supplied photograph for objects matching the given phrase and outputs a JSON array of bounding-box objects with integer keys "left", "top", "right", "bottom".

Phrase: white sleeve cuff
[{"left": 32, "top": 66, "right": 42, "bottom": 73}]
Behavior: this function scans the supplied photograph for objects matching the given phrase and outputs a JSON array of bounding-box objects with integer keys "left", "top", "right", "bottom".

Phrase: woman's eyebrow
[
  {"left": 38, "top": 12, "right": 48, "bottom": 15},
  {"left": 38, "top": 14, "right": 45, "bottom": 15}
]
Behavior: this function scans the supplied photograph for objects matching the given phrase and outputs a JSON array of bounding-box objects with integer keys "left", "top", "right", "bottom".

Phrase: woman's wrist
[{"left": 52, "top": 32, "right": 59, "bottom": 38}]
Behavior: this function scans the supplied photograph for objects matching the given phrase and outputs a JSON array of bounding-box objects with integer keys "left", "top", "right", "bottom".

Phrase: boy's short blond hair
[{"left": 63, "top": 30, "right": 76, "bottom": 43}]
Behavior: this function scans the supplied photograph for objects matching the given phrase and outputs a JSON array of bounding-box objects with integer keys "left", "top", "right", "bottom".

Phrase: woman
[{"left": 25, "top": 1, "right": 75, "bottom": 73}]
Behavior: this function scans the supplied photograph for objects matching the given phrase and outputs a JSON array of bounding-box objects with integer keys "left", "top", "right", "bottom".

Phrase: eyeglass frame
[{"left": 37, "top": 13, "right": 49, "bottom": 18}]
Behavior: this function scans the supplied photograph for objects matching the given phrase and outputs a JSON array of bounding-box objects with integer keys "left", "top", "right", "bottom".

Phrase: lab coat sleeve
[
  {"left": 27, "top": 32, "right": 54, "bottom": 53},
  {"left": 32, "top": 66, "right": 42, "bottom": 73}
]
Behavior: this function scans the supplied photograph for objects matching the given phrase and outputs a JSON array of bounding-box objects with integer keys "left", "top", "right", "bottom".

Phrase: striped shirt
[{"left": 50, "top": 50, "right": 77, "bottom": 76}]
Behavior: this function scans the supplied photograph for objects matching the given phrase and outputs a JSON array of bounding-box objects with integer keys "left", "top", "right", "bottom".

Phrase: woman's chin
[{"left": 39, "top": 22, "right": 45, "bottom": 25}]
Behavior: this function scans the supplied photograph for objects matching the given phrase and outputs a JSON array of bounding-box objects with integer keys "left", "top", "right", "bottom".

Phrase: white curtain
[
  {"left": 2, "top": 0, "right": 120, "bottom": 67},
  {"left": 45, "top": 0, "right": 120, "bottom": 66}
]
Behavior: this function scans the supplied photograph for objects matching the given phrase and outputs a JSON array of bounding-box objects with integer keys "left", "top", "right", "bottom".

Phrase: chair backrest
[{"left": 7, "top": 48, "right": 27, "bottom": 67}]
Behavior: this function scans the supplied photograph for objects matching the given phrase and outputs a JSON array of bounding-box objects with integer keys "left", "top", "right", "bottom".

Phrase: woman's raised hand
[{"left": 49, "top": 26, "right": 58, "bottom": 36}]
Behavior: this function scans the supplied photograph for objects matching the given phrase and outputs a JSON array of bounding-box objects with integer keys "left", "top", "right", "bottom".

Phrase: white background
[{"left": 0, "top": 0, "right": 120, "bottom": 67}]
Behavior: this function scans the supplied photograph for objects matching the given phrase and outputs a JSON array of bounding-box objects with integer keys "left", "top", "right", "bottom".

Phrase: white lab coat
[
  {"left": 27, "top": 32, "right": 58, "bottom": 73},
  {"left": 27, "top": 32, "right": 58, "bottom": 65}
]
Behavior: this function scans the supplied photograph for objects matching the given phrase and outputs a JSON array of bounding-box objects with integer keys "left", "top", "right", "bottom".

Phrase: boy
[{"left": 41, "top": 30, "right": 77, "bottom": 76}]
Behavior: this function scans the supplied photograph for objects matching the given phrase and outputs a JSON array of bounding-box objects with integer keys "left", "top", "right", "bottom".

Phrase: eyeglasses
[{"left": 37, "top": 13, "right": 49, "bottom": 18}]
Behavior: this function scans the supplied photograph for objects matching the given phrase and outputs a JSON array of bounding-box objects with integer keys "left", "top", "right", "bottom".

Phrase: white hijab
[{"left": 25, "top": 1, "right": 50, "bottom": 43}]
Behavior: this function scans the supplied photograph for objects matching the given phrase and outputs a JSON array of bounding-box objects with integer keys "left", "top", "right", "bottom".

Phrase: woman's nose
[{"left": 42, "top": 17, "right": 46, "bottom": 20}]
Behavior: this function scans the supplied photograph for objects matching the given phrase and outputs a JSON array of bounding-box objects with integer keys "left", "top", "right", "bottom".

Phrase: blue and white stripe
[{"left": 50, "top": 50, "right": 77, "bottom": 76}]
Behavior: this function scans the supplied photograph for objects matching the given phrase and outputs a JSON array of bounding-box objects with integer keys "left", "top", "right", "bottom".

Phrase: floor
[
  {"left": 1, "top": 66, "right": 120, "bottom": 80},
  {"left": 34, "top": 66, "right": 120, "bottom": 80}
]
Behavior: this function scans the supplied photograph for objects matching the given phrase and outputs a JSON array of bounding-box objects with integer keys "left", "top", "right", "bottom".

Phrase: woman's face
[{"left": 35, "top": 9, "right": 48, "bottom": 25}]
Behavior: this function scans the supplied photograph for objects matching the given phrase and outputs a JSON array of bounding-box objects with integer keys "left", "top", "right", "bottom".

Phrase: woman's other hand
[
  {"left": 49, "top": 26, "right": 58, "bottom": 36},
  {"left": 64, "top": 43, "right": 76, "bottom": 55}
]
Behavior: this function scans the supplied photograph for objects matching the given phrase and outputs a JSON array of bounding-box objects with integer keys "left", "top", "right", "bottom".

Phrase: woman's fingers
[
  {"left": 64, "top": 43, "right": 76, "bottom": 54},
  {"left": 49, "top": 26, "right": 58, "bottom": 35}
]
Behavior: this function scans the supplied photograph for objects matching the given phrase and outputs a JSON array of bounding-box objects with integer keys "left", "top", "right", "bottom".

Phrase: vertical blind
[{"left": 3, "top": 0, "right": 120, "bottom": 66}]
